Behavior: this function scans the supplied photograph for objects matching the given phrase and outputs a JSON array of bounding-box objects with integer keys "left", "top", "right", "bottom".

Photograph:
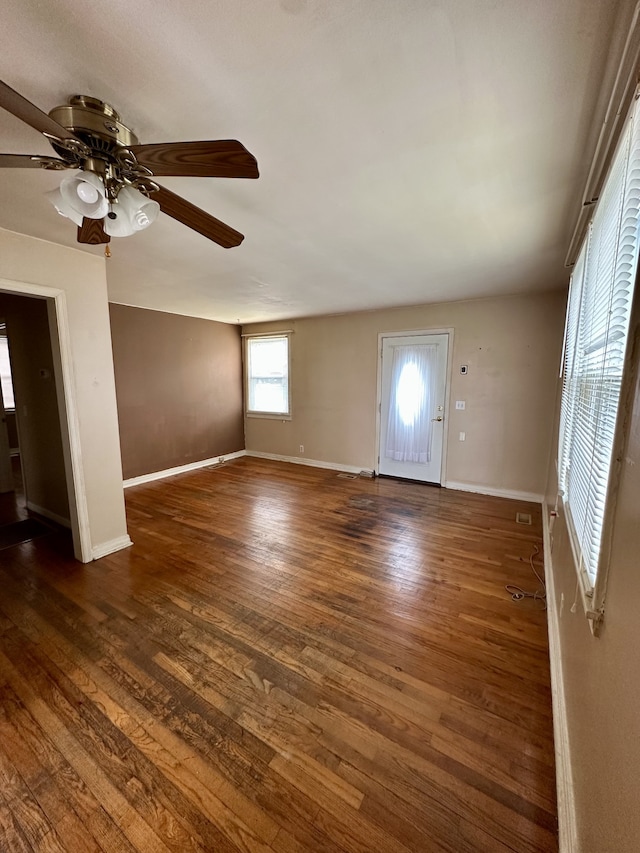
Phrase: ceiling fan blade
[
  {"left": 0, "top": 153, "right": 71, "bottom": 169},
  {"left": 77, "top": 218, "right": 110, "bottom": 245},
  {"left": 0, "top": 80, "right": 83, "bottom": 143},
  {"left": 129, "top": 140, "right": 259, "bottom": 178},
  {"left": 151, "top": 185, "right": 244, "bottom": 248}
]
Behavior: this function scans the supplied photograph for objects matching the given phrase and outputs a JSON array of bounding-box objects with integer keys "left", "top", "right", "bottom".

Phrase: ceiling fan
[{"left": 0, "top": 80, "right": 259, "bottom": 248}]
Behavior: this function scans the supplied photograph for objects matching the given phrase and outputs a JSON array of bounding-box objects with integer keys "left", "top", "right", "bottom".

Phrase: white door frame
[
  {"left": 375, "top": 328, "right": 454, "bottom": 484},
  {"left": 0, "top": 277, "right": 92, "bottom": 561}
]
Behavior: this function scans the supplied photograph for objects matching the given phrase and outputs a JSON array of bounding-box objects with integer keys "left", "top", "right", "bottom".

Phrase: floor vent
[
  {"left": 337, "top": 473, "right": 358, "bottom": 479},
  {"left": 515, "top": 512, "right": 532, "bottom": 525}
]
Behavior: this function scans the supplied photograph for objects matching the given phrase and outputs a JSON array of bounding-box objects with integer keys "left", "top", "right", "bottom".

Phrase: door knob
[{"left": 431, "top": 416, "right": 443, "bottom": 422}]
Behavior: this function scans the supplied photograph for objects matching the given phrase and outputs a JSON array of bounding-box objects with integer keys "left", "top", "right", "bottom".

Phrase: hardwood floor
[{"left": 0, "top": 457, "right": 557, "bottom": 852}]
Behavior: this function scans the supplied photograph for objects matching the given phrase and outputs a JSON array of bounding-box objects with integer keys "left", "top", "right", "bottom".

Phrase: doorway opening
[
  {"left": 0, "top": 281, "right": 91, "bottom": 561},
  {"left": 0, "top": 295, "right": 73, "bottom": 552}
]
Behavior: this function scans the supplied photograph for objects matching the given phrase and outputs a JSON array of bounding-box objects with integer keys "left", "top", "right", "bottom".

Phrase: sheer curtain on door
[{"left": 384, "top": 344, "right": 438, "bottom": 463}]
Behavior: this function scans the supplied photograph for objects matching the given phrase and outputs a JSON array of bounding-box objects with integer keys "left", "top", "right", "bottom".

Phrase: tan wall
[
  {"left": 0, "top": 227, "right": 128, "bottom": 558},
  {"left": 545, "top": 321, "right": 640, "bottom": 851},
  {"left": 109, "top": 304, "right": 244, "bottom": 479},
  {"left": 0, "top": 294, "right": 69, "bottom": 522},
  {"left": 244, "top": 290, "right": 565, "bottom": 497}
]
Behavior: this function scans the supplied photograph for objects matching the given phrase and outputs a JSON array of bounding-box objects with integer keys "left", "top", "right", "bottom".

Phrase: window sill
[
  {"left": 246, "top": 411, "right": 292, "bottom": 421},
  {"left": 559, "top": 495, "right": 605, "bottom": 636}
]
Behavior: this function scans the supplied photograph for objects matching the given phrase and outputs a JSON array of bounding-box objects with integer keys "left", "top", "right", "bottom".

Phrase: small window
[
  {"left": 245, "top": 335, "right": 290, "bottom": 417},
  {"left": 0, "top": 334, "right": 15, "bottom": 410}
]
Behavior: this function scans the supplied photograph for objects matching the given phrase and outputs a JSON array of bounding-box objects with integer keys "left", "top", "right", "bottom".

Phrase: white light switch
[
  {"left": 459, "top": 432, "right": 466, "bottom": 441},
  {"left": 455, "top": 400, "right": 465, "bottom": 410}
]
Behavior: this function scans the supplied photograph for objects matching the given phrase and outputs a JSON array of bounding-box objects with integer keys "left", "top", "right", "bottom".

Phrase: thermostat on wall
[{"left": 460, "top": 364, "right": 468, "bottom": 375}]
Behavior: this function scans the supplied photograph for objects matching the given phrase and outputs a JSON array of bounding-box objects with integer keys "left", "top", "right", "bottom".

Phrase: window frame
[
  {"left": 0, "top": 332, "right": 15, "bottom": 411},
  {"left": 558, "top": 97, "right": 640, "bottom": 632},
  {"left": 244, "top": 332, "right": 292, "bottom": 420}
]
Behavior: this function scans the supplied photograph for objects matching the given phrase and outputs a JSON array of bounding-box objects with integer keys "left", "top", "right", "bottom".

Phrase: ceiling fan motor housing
[{"left": 48, "top": 95, "right": 139, "bottom": 160}]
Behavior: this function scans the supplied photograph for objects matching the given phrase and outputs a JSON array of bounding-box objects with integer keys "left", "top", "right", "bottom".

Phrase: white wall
[
  {"left": 244, "top": 290, "right": 565, "bottom": 499},
  {"left": 0, "top": 227, "right": 129, "bottom": 559}
]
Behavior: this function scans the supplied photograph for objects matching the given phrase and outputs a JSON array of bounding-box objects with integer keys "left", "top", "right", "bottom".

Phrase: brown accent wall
[
  {"left": 0, "top": 293, "right": 70, "bottom": 522},
  {"left": 109, "top": 304, "right": 244, "bottom": 480}
]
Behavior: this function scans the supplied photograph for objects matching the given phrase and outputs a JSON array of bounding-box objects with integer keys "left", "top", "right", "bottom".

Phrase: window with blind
[
  {"left": 0, "top": 335, "right": 15, "bottom": 410},
  {"left": 245, "top": 335, "right": 290, "bottom": 417},
  {"left": 558, "top": 96, "right": 640, "bottom": 592}
]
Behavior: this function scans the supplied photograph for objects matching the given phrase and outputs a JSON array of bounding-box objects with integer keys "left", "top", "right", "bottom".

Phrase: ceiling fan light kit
[
  {"left": 0, "top": 80, "right": 259, "bottom": 249},
  {"left": 104, "top": 185, "right": 160, "bottom": 238}
]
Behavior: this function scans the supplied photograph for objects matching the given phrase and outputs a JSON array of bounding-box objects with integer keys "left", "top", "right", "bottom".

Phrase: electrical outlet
[
  {"left": 459, "top": 432, "right": 466, "bottom": 441},
  {"left": 455, "top": 400, "right": 465, "bottom": 410},
  {"left": 299, "top": 444, "right": 304, "bottom": 453}
]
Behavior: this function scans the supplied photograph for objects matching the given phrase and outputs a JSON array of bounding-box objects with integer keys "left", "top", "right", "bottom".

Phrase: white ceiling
[{"left": 0, "top": 0, "right": 622, "bottom": 323}]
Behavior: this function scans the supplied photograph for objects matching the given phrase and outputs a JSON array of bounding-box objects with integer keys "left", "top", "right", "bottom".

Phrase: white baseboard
[
  {"left": 444, "top": 480, "right": 544, "bottom": 503},
  {"left": 123, "top": 450, "right": 246, "bottom": 488},
  {"left": 26, "top": 501, "right": 71, "bottom": 529},
  {"left": 92, "top": 534, "right": 133, "bottom": 560},
  {"left": 543, "top": 503, "right": 578, "bottom": 853},
  {"left": 246, "top": 450, "right": 373, "bottom": 476}
]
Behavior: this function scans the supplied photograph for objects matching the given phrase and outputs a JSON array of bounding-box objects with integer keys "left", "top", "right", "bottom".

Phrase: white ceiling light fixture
[
  {"left": 104, "top": 185, "right": 160, "bottom": 238},
  {"left": 57, "top": 170, "right": 109, "bottom": 220},
  {"left": 45, "top": 167, "right": 161, "bottom": 243},
  {"left": 45, "top": 186, "right": 83, "bottom": 226}
]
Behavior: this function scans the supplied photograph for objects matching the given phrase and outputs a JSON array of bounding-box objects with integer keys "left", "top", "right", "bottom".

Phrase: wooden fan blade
[
  {"left": 129, "top": 140, "right": 259, "bottom": 178},
  {"left": 77, "top": 218, "right": 110, "bottom": 245},
  {"left": 0, "top": 80, "right": 82, "bottom": 142},
  {"left": 0, "top": 153, "right": 71, "bottom": 169},
  {"left": 151, "top": 185, "right": 244, "bottom": 248}
]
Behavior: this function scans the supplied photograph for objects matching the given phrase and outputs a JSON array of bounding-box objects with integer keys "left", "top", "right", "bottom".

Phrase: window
[
  {"left": 245, "top": 334, "right": 290, "bottom": 416},
  {"left": 558, "top": 95, "right": 640, "bottom": 597},
  {"left": 0, "top": 334, "right": 15, "bottom": 410}
]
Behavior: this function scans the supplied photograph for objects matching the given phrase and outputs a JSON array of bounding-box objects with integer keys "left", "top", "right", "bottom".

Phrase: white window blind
[
  {"left": 558, "top": 99, "right": 639, "bottom": 587},
  {"left": 0, "top": 335, "right": 15, "bottom": 409}
]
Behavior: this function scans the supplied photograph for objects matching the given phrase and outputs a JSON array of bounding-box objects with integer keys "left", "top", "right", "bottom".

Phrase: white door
[{"left": 378, "top": 333, "right": 449, "bottom": 483}]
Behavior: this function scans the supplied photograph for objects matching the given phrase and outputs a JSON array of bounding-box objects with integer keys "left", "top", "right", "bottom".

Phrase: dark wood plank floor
[{"left": 0, "top": 457, "right": 557, "bottom": 852}]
